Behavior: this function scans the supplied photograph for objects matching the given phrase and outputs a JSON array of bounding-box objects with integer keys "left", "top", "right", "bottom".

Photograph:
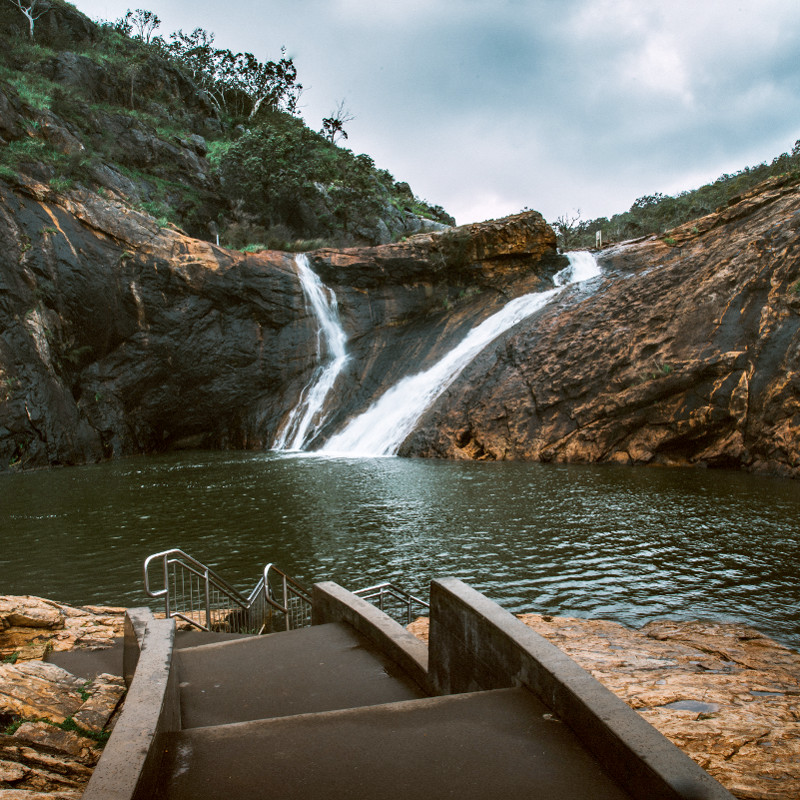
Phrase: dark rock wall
[
  {"left": 0, "top": 183, "right": 558, "bottom": 469},
  {"left": 1, "top": 171, "right": 797, "bottom": 478},
  {"left": 0, "top": 178, "right": 313, "bottom": 468}
]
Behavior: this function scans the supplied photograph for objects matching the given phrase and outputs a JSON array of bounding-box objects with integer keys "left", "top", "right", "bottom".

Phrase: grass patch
[
  {"left": 0, "top": 714, "right": 112, "bottom": 744},
  {"left": 49, "top": 175, "right": 73, "bottom": 192},
  {"left": 638, "top": 362, "right": 673, "bottom": 383},
  {"left": 3, "top": 71, "right": 59, "bottom": 111}
]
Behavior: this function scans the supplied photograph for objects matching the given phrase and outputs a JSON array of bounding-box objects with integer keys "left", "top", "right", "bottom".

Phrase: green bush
[{"left": 559, "top": 139, "right": 800, "bottom": 248}]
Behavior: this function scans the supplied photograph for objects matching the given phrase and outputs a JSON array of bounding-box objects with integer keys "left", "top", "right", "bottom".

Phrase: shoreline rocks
[{"left": 0, "top": 597, "right": 126, "bottom": 797}]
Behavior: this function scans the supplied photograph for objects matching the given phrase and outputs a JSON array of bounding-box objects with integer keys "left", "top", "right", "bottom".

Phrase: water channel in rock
[{"left": 2, "top": 451, "right": 798, "bottom": 648}]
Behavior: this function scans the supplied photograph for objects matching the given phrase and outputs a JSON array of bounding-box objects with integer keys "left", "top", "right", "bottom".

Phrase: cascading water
[
  {"left": 318, "top": 251, "right": 600, "bottom": 457},
  {"left": 272, "top": 253, "right": 348, "bottom": 450}
]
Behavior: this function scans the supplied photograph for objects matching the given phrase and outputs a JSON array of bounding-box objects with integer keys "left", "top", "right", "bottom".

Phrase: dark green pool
[{"left": 2, "top": 451, "right": 798, "bottom": 648}]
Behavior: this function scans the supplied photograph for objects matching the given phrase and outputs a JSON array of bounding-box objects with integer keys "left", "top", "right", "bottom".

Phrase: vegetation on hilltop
[
  {"left": 0, "top": 1, "right": 453, "bottom": 247},
  {"left": 551, "top": 140, "right": 800, "bottom": 250}
]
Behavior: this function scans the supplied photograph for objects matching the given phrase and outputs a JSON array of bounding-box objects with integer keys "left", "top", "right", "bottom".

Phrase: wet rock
[{"left": 404, "top": 176, "right": 800, "bottom": 477}]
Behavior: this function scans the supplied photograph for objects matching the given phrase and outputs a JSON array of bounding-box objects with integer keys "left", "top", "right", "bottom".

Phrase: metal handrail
[
  {"left": 143, "top": 548, "right": 427, "bottom": 633},
  {"left": 263, "top": 563, "right": 314, "bottom": 631},
  {"left": 143, "top": 549, "right": 311, "bottom": 634},
  {"left": 353, "top": 581, "right": 429, "bottom": 625}
]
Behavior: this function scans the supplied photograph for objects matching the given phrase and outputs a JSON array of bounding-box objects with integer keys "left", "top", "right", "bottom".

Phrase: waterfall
[
  {"left": 318, "top": 251, "right": 600, "bottom": 457},
  {"left": 273, "top": 253, "right": 348, "bottom": 450}
]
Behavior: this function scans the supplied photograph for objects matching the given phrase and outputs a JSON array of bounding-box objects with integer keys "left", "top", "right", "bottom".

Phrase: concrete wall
[
  {"left": 312, "top": 581, "right": 430, "bottom": 693},
  {"left": 82, "top": 607, "right": 180, "bottom": 800},
  {"left": 428, "top": 578, "right": 734, "bottom": 800}
]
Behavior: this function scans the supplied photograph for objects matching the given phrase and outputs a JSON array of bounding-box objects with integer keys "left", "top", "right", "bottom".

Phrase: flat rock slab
[
  {"left": 0, "top": 597, "right": 126, "bottom": 662},
  {"left": 0, "top": 663, "right": 86, "bottom": 723},
  {"left": 158, "top": 688, "right": 632, "bottom": 800},
  {"left": 176, "top": 622, "right": 426, "bottom": 729}
]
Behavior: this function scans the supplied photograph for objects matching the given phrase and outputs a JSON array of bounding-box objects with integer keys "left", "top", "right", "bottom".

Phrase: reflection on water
[{"left": 1, "top": 451, "right": 799, "bottom": 648}]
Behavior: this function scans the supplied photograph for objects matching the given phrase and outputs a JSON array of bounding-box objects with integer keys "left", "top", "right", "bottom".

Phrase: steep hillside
[{"left": 0, "top": 0, "right": 452, "bottom": 246}]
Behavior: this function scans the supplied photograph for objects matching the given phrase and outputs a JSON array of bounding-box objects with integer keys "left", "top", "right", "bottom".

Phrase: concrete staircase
[
  {"left": 83, "top": 578, "right": 736, "bottom": 800},
  {"left": 157, "top": 622, "right": 632, "bottom": 800}
]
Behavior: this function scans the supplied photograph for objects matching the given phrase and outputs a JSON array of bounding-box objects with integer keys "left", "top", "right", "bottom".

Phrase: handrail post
[
  {"left": 204, "top": 567, "right": 211, "bottom": 631},
  {"left": 282, "top": 574, "right": 289, "bottom": 631},
  {"left": 162, "top": 555, "right": 170, "bottom": 619}
]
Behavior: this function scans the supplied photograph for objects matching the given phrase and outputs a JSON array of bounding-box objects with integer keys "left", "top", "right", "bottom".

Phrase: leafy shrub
[{"left": 557, "top": 139, "right": 800, "bottom": 248}]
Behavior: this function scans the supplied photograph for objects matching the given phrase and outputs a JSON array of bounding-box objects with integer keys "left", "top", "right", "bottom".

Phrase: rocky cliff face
[
  {"left": 0, "top": 175, "right": 307, "bottom": 467},
  {"left": 1, "top": 165, "right": 798, "bottom": 477},
  {"left": 0, "top": 175, "right": 557, "bottom": 469},
  {"left": 403, "top": 176, "right": 800, "bottom": 478}
]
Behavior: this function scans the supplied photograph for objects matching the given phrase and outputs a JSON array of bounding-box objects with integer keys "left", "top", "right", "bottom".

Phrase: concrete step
[
  {"left": 43, "top": 629, "right": 252, "bottom": 680},
  {"left": 45, "top": 638, "right": 124, "bottom": 680},
  {"left": 174, "top": 630, "right": 251, "bottom": 649},
  {"left": 176, "top": 621, "right": 427, "bottom": 729},
  {"left": 156, "top": 687, "right": 634, "bottom": 800}
]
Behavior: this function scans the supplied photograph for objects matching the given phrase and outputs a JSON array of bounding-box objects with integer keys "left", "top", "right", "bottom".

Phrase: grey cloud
[{"left": 73, "top": 0, "right": 800, "bottom": 223}]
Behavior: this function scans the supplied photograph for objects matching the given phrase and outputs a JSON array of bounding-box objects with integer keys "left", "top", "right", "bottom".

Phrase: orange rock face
[{"left": 404, "top": 176, "right": 800, "bottom": 478}]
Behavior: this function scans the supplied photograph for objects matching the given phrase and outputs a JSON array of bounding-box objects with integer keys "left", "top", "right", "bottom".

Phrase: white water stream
[
  {"left": 318, "top": 251, "right": 600, "bottom": 457},
  {"left": 272, "top": 253, "right": 348, "bottom": 450}
]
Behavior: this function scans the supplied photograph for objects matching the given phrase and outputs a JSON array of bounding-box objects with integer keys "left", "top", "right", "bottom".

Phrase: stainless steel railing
[
  {"left": 263, "top": 563, "right": 314, "bottom": 631},
  {"left": 353, "top": 581, "right": 429, "bottom": 625},
  {"left": 143, "top": 549, "right": 427, "bottom": 634},
  {"left": 143, "top": 549, "right": 311, "bottom": 634}
]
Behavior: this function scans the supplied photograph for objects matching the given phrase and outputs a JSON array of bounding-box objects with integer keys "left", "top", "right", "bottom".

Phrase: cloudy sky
[{"left": 73, "top": 0, "right": 800, "bottom": 226}]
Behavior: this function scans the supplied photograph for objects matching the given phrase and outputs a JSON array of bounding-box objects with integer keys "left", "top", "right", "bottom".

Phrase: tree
[
  {"left": 218, "top": 115, "right": 321, "bottom": 228},
  {"left": 164, "top": 35, "right": 303, "bottom": 122},
  {"left": 120, "top": 8, "right": 161, "bottom": 44},
  {"left": 237, "top": 49, "right": 303, "bottom": 120},
  {"left": 551, "top": 209, "right": 582, "bottom": 251},
  {"left": 166, "top": 27, "right": 217, "bottom": 83},
  {"left": 321, "top": 99, "right": 355, "bottom": 145},
  {"left": 6, "top": 0, "right": 51, "bottom": 39}
]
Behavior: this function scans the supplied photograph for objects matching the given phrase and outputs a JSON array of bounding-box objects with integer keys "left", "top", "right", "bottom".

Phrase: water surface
[{"left": 1, "top": 452, "right": 798, "bottom": 648}]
